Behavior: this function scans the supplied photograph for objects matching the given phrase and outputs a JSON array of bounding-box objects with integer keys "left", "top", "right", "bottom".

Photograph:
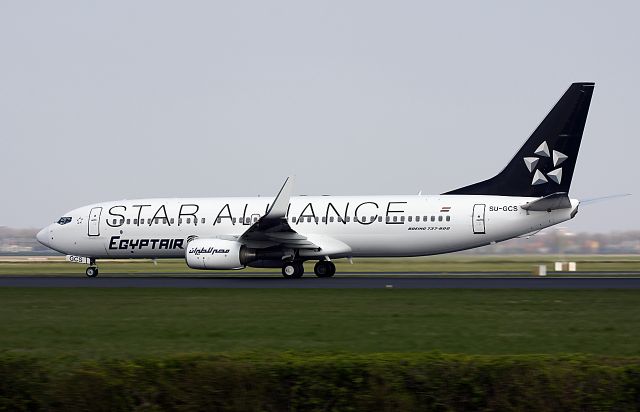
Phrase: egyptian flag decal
[{"left": 440, "top": 206, "right": 451, "bottom": 213}]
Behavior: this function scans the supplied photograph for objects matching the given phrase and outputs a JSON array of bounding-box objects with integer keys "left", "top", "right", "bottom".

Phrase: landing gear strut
[
  {"left": 314, "top": 260, "right": 336, "bottom": 278},
  {"left": 282, "top": 262, "right": 304, "bottom": 279},
  {"left": 86, "top": 259, "right": 99, "bottom": 278}
]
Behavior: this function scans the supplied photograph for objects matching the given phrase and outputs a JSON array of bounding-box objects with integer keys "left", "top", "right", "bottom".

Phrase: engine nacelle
[{"left": 185, "top": 239, "right": 247, "bottom": 270}]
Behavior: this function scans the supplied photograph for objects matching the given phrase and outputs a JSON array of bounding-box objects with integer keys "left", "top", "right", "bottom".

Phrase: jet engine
[
  {"left": 185, "top": 238, "right": 294, "bottom": 270},
  {"left": 185, "top": 239, "right": 251, "bottom": 270}
]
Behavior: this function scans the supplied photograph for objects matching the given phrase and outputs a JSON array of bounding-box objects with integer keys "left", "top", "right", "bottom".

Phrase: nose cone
[{"left": 36, "top": 226, "right": 50, "bottom": 247}]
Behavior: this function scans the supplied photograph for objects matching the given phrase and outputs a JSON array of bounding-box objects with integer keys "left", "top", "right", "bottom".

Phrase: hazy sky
[{"left": 1, "top": 1, "right": 638, "bottom": 232}]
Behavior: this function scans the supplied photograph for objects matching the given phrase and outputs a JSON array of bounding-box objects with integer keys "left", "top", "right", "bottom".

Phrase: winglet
[{"left": 264, "top": 176, "right": 294, "bottom": 219}]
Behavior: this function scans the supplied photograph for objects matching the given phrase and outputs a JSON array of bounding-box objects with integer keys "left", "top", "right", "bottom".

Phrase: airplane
[{"left": 37, "top": 82, "right": 595, "bottom": 278}]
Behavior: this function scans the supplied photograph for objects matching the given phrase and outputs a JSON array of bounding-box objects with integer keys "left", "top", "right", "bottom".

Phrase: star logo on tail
[{"left": 523, "top": 141, "right": 567, "bottom": 186}]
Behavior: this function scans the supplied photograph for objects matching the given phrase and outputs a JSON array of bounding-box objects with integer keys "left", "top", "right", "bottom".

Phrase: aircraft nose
[{"left": 36, "top": 226, "right": 50, "bottom": 247}]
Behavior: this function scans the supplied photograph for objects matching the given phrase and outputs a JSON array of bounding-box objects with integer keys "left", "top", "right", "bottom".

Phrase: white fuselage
[{"left": 38, "top": 194, "right": 578, "bottom": 261}]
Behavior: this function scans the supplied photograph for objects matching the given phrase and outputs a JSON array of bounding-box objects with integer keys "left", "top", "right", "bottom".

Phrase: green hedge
[{"left": 1, "top": 353, "right": 640, "bottom": 411}]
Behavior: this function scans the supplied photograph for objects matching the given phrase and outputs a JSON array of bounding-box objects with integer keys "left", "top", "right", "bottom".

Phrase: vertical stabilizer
[{"left": 445, "top": 82, "right": 594, "bottom": 197}]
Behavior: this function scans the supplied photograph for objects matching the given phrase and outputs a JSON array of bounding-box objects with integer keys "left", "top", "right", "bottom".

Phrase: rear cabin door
[
  {"left": 88, "top": 207, "right": 102, "bottom": 236},
  {"left": 472, "top": 204, "right": 486, "bottom": 234}
]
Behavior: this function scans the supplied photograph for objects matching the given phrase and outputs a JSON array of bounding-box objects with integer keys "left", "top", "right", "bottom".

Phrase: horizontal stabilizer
[
  {"left": 580, "top": 193, "right": 631, "bottom": 206},
  {"left": 521, "top": 192, "right": 571, "bottom": 211}
]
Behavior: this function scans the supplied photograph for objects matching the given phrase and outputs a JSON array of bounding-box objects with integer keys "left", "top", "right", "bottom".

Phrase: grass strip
[{"left": 1, "top": 288, "right": 640, "bottom": 358}]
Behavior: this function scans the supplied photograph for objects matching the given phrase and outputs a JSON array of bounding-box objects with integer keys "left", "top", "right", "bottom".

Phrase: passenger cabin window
[
  {"left": 446, "top": 216, "right": 451, "bottom": 222},
  {"left": 57, "top": 217, "right": 72, "bottom": 225},
  {"left": 186, "top": 218, "right": 191, "bottom": 224},
  {"left": 330, "top": 217, "right": 334, "bottom": 222},
  {"left": 322, "top": 217, "right": 327, "bottom": 223},
  {"left": 408, "top": 216, "right": 412, "bottom": 222},
  {"left": 431, "top": 216, "right": 435, "bottom": 222},
  {"left": 292, "top": 217, "right": 297, "bottom": 223},
  {"left": 126, "top": 219, "right": 131, "bottom": 225},
  {"left": 378, "top": 216, "right": 383, "bottom": 222},
  {"left": 170, "top": 218, "right": 174, "bottom": 224},
  {"left": 438, "top": 216, "right": 443, "bottom": 222},
  {"left": 202, "top": 218, "right": 206, "bottom": 224},
  {"left": 217, "top": 217, "right": 222, "bottom": 224}
]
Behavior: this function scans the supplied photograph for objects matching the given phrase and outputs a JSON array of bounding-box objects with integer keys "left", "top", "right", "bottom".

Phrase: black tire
[
  {"left": 314, "top": 261, "right": 336, "bottom": 278},
  {"left": 282, "top": 263, "right": 304, "bottom": 279},
  {"left": 86, "top": 266, "right": 99, "bottom": 278},
  {"left": 314, "top": 261, "right": 328, "bottom": 277},
  {"left": 292, "top": 263, "right": 304, "bottom": 279},
  {"left": 282, "top": 264, "right": 296, "bottom": 278},
  {"left": 326, "top": 261, "right": 336, "bottom": 277}
]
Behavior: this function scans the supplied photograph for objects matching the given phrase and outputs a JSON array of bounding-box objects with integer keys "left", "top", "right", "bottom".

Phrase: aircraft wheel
[
  {"left": 314, "top": 261, "right": 336, "bottom": 278},
  {"left": 282, "top": 263, "right": 304, "bottom": 279},
  {"left": 86, "top": 266, "right": 99, "bottom": 278},
  {"left": 282, "top": 263, "right": 296, "bottom": 278},
  {"left": 292, "top": 263, "right": 304, "bottom": 278}
]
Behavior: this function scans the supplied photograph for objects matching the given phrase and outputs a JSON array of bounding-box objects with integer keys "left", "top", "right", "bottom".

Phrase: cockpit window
[{"left": 57, "top": 217, "right": 72, "bottom": 225}]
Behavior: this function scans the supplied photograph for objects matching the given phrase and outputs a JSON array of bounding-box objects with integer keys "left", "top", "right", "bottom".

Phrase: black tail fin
[{"left": 444, "top": 82, "right": 595, "bottom": 197}]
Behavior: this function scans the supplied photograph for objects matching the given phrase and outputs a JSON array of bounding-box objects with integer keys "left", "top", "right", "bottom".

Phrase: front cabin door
[{"left": 88, "top": 207, "right": 102, "bottom": 236}]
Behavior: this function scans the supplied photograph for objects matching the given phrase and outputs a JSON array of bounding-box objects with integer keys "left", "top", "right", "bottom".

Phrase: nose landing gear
[{"left": 85, "top": 259, "right": 99, "bottom": 277}]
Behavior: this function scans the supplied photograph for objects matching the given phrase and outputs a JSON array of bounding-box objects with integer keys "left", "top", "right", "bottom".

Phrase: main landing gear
[
  {"left": 282, "top": 262, "right": 304, "bottom": 279},
  {"left": 314, "top": 260, "right": 336, "bottom": 278},
  {"left": 280, "top": 260, "right": 336, "bottom": 279},
  {"left": 86, "top": 259, "right": 99, "bottom": 278}
]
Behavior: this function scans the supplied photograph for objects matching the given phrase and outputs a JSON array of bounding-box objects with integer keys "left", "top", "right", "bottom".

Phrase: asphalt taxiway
[{"left": 1, "top": 275, "right": 640, "bottom": 288}]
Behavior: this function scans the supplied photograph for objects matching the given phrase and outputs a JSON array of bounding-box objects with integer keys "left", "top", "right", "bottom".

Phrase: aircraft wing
[{"left": 239, "top": 177, "right": 320, "bottom": 250}]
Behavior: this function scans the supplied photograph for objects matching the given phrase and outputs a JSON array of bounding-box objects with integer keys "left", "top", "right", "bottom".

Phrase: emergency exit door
[
  {"left": 88, "top": 207, "right": 102, "bottom": 236},
  {"left": 472, "top": 204, "right": 486, "bottom": 234}
]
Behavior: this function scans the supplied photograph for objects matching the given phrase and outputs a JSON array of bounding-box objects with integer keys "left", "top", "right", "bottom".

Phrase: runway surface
[{"left": 1, "top": 276, "right": 640, "bottom": 288}]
